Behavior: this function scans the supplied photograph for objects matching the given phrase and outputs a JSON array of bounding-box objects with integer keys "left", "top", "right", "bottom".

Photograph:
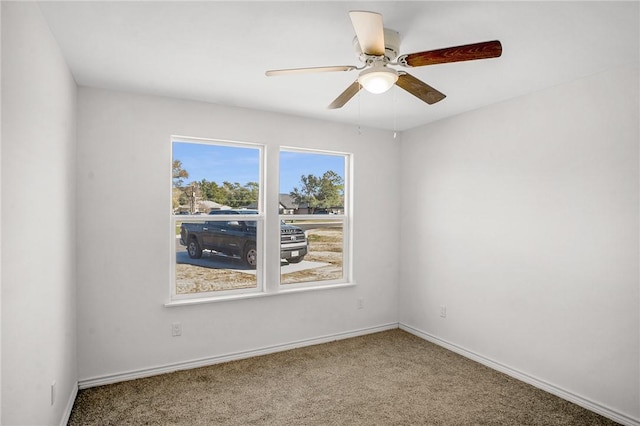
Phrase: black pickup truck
[{"left": 179, "top": 209, "right": 307, "bottom": 269}]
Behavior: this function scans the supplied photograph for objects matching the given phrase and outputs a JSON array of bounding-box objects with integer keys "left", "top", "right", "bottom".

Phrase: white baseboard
[
  {"left": 78, "top": 323, "right": 398, "bottom": 390},
  {"left": 399, "top": 323, "right": 640, "bottom": 426},
  {"left": 60, "top": 381, "right": 78, "bottom": 426}
]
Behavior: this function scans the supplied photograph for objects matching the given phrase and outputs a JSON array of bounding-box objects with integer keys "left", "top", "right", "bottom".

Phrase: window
[
  {"left": 171, "top": 138, "right": 263, "bottom": 300},
  {"left": 279, "top": 149, "right": 350, "bottom": 287},
  {"left": 170, "top": 138, "right": 351, "bottom": 303}
]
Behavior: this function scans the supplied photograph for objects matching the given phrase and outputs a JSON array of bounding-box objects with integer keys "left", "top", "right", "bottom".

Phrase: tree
[
  {"left": 290, "top": 174, "right": 319, "bottom": 210},
  {"left": 222, "top": 181, "right": 259, "bottom": 208},
  {"left": 316, "top": 170, "right": 343, "bottom": 208},
  {"left": 199, "top": 179, "right": 226, "bottom": 204},
  {"left": 172, "top": 160, "right": 189, "bottom": 187},
  {"left": 290, "top": 171, "right": 344, "bottom": 212}
]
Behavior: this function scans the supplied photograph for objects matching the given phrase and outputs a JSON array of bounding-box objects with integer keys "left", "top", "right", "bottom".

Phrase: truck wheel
[
  {"left": 187, "top": 238, "right": 203, "bottom": 259},
  {"left": 243, "top": 243, "right": 257, "bottom": 269},
  {"left": 288, "top": 256, "right": 304, "bottom": 264}
]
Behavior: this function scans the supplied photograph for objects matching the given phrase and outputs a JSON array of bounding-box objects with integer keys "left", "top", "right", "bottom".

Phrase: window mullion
[{"left": 264, "top": 144, "right": 281, "bottom": 293}]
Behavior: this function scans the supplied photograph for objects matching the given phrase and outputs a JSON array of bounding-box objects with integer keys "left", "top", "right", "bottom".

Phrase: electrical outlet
[
  {"left": 51, "top": 381, "right": 56, "bottom": 406},
  {"left": 172, "top": 322, "right": 182, "bottom": 337},
  {"left": 440, "top": 306, "right": 447, "bottom": 318},
  {"left": 357, "top": 298, "right": 364, "bottom": 310}
]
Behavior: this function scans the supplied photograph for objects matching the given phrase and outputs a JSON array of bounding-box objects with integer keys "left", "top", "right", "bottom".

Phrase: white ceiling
[{"left": 38, "top": 1, "right": 639, "bottom": 131}]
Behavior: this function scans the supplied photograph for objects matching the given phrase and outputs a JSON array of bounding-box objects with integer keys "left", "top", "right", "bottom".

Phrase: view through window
[
  {"left": 171, "top": 138, "right": 351, "bottom": 300},
  {"left": 279, "top": 150, "right": 348, "bottom": 286},
  {"left": 171, "top": 139, "right": 262, "bottom": 297}
]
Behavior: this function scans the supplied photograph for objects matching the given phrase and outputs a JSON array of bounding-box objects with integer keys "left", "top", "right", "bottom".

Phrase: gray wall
[
  {"left": 1, "top": 3, "right": 78, "bottom": 425},
  {"left": 399, "top": 66, "right": 639, "bottom": 422}
]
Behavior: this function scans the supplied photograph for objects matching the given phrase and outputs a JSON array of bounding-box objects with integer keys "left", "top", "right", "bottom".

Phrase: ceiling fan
[{"left": 265, "top": 10, "right": 502, "bottom": 109}]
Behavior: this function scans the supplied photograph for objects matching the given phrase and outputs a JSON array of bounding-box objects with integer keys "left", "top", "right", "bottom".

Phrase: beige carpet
[{"left": 69, "top": 329, "right": 618, "bottom": 425}]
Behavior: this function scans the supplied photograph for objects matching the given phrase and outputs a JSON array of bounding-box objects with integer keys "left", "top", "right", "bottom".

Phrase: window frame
[
  {"left": 278, "top": 147, "right": 353, "bottom": 289},
  {"left": 169, "top": 136, "right": 265, "bottom": 302},
  {"left": 167, "top": 138, "right": 354, "bottom": 306}
]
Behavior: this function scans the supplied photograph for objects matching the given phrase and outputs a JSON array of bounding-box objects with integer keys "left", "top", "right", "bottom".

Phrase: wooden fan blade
[
  {"left": 349, "top": 10, "right": 385, "bottom": 56},
  {"left": 399, "top": 40, "right": 502, "bottom": 67},
  {"left": 328, "top": 81, "right": 361, "bottom": 109},
  {"left": 266, "top": 65, "right": 356, "bottom": 76},
  {"left": 396, "top": 73, "right": 446, "bottom": 105}
]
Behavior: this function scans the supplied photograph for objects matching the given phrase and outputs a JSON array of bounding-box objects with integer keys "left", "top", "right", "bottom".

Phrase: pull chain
[
  {"left": 393, "top": 86, "right": 398, "bottom": 139},
  {"left": 357, "top": 83, "right": 362, "bottom": 135}
]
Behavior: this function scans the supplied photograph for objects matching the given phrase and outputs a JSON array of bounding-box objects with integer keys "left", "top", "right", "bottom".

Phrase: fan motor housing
[{"left": 353, "top": 28, "right": 400, "bottom": 62}]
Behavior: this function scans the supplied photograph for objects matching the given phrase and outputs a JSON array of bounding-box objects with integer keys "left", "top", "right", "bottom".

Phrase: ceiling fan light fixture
[
  {"left": 266, "top": 10, "right": 503, "bottom": 109},
  {"left": 357, "top": 66, "right": 398, "bottom": 94}
]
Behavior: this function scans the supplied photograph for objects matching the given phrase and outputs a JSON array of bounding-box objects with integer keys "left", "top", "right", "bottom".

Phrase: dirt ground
[{"left": 175, "top": 227, "right": 343, "bottom": 294}]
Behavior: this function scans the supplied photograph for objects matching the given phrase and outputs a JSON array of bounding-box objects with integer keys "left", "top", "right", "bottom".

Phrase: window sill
[{"left": 164, "top": 281, "right": 356, "bottom": 307}]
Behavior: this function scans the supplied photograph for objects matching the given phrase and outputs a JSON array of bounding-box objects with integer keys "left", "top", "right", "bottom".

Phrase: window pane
[
  {"left": 172, "top": 139, "right": 261, "bottom": 296},
  {"left": 279, "top": 151, "right": 345, "bottom": 214},
  {"left": 279, "top": 150, "right": 347, "bottom": 285},
  {"left": 175, "top": 218, "right": 258, "bottom": 294},
  {"left": 172, "top": 142, "right": 260, "bottom": 214},
  {"left": 280, "top": 219, "right": 344, "bottom": 285}
]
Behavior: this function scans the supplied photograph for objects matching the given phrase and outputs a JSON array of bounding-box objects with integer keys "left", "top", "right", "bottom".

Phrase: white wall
[
  {"left": 75, "top": 87, "right": 400, "bottom": 382},
  {"left": 1, "top": 3, "right": 78, "bottom": 425},
  {"left": 399, "top": 66, "right": 639, "bottom": 423}
]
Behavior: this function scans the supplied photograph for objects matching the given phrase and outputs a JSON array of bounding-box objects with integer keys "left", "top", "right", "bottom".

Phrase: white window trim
[
  {"left": 167, "top": 139, "right": 354, "bottom": 305},
  {"left": 277, "top": 147, "right": 353, "bottom": 289},
  {"left": 170, "top": 136, "right": 265, "bottom": 302}
]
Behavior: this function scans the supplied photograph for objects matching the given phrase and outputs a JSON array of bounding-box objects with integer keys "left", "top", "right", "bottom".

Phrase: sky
[{"left": 173, "top": 141, "right": 345, "bottom": 193}]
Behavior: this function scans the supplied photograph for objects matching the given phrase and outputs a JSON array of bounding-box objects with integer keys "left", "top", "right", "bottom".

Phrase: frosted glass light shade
[{"left": 358, "top": 66, "right": 399, "bottom": 94}]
